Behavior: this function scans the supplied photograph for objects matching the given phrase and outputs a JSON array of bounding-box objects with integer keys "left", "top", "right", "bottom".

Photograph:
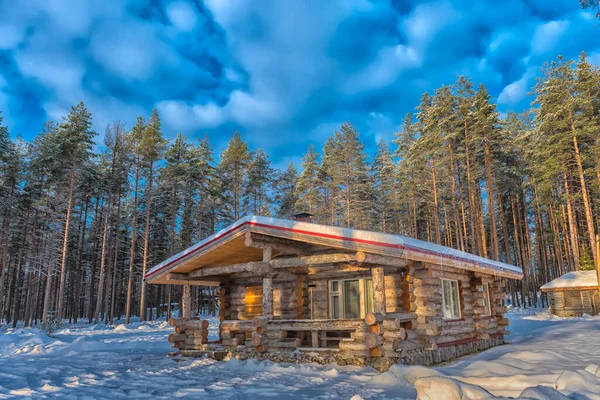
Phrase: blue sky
[{"left": 0, "top": 0, "right": 598, "bottom": 167}]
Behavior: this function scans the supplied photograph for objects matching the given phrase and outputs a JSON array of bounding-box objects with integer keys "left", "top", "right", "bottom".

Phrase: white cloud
[
  {"left": 401, "top": 1, "right": 461, "bottom": 57},
  {"left": 343, "top": 44, "right": 420, "bottom": 93},
  {"left": 89, "top": 21, "right": 172, "bottom": 81},
  {"left": 166, "top": 2, "right": 198, "bottom": 32},
  {"left": 498, "top": 67, "right": 536, "bottom": 106},
  {"left": 531, "top": 20, "right": 570, "bottom": 55},
  {"left": 157, "top": 100, "right": 226, "bottom": 131}
]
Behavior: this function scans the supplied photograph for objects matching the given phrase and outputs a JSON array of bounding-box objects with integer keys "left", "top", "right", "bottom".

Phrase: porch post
[
  {"left": 182, "top": 284, "right": 192, "bottom": 319},
  {"left": 372, "top": 266, "right": 386, "bottom": 315},
  {"left": 263, "top": 277, "right": 273, "bottom": 318},
  {"left": 262, "top": 246, "right": 274, "bottom": 319}
]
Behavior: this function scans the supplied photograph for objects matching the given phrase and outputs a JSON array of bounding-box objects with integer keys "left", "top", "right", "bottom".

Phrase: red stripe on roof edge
[{"left": 145, "top": 221, "right": 523, "bottom": 280}]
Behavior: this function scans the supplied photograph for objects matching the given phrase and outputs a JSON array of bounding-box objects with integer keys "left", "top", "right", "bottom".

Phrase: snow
[
  {"left": 1, "top": 310, "right": 599, "bottom": 399},
  {"left": 540, "top": 270, "right": 598, "bottom": 290}
]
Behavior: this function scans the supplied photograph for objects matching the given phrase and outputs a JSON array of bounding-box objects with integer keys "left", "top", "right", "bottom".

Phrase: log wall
[
  {"left": 548, "top": 290, "right": 599, "bottom": 317},
  {"left": 202, "top": 260, "right": 512, "bottom": 367}
]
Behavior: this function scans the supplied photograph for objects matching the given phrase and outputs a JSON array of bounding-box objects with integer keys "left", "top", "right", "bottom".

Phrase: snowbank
[{"left": 1, "top": 310, "right": 599, "bottom": 399}]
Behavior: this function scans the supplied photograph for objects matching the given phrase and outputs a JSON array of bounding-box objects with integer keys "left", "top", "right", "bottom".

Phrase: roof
[
  {"left": 540, "top": 270, "right": 599, "bottom": 292},
  {"left": 145, "top": 215, "right": 524, "bottom": 284}
]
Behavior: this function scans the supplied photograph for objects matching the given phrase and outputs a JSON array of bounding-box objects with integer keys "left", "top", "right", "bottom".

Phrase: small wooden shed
[
  {"left": 145, "top": 215, "right": 523, "bottom": 369},
  {"left": 541, "top": 271, "right": 599, "bottom": 317}
]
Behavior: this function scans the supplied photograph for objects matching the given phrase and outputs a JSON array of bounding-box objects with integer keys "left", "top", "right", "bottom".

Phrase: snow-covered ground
[{"left": 0, "top": 310, "right": 599, "bottom": 399}]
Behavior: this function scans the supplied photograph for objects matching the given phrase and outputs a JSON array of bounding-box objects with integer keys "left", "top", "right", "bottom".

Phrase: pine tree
[
  {"left": 55, "top": 102, "right": 96, "bottom": 327},
  {"left": 296, "top": 145, "right": 320, "bottom": 215},
  {"left": 125, "top": 116, "right": 144, "bottom": 324},
  {"left": 217, "top": 131, "right": 252, "bottom": 225},
  {"left": 244, "top": 149, "right": 274, "bottom": 216},
  {"left": 372, "top": 139, "right": 397, "bottom": 233},
  {"left": 139, "top": 109, "right": 166, "bottom": 321},
  {"left": 275, "top": 163, "right": 299, "bottom": 218}
]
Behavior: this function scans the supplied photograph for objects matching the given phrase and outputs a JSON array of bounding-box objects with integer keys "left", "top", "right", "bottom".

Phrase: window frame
[
  {"left": 481, "top": 282, "right": 492, "bottom": 317},
  {"left": 441, "top": 278, "right": 462, "bottom": 320},
  {"left": 328, "top": 278, "right": 373, "bottom": 319}
]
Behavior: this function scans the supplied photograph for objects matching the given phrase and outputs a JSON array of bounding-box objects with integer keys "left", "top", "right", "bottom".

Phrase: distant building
[{"left": 541, "top": 271, "right": 599, "bottom": 317}]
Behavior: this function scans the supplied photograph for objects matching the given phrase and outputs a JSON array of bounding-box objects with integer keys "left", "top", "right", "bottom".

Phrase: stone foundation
[{"left": 179, "top": 335, "right": 505, "bottom": 372}]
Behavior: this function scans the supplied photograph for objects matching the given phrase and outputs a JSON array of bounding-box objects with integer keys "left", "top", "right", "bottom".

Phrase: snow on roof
[
  {"left": 145, "top": 215, "right": 524, "bottom": 281},
  {"left": 540, "top": 271, "right": 599, "bottom": 291}
]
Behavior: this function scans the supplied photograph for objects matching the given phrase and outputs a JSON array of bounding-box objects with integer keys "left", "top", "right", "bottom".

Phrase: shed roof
[
  {"left": 144, "top": 216, "right": 524, "bottom": 284},
  {"left": 540, "top": 270, "right": 599, "bottom": 292}
]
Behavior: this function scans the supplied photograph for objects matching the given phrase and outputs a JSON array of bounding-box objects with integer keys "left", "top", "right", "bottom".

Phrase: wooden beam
[
  {"left": 270, "top": 253, "right": 356, "bottom": 269},
  {"left": 164, "top": 274, "right": 222, "bottom": 286},
  {"left": 245, "top": 232, "right": 311, "bottom": 255},
  {"left": 371, "top": 267, "right": 386, "bottom": 315},
  {"left": 307, "top": 264, "right": 370, "bottom": 274},
  {"left": 355, "top": 251, "right": 407, "bottom": 267},
  {"left": 263, "top": 277, "right": 273, "bottom": 318},
  {"left": 263, "top": 246, "right": 273, "bottom": 262},
  {"left": 188, "top": 261, "right": 270, "bottom": 278},
  {"left": 182, "top": 285, "right": 192, "bottom": 318}
]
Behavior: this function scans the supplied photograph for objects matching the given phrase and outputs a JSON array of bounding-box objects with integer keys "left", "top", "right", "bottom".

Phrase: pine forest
[{"left": 1, "top": 53, "right": 599, "bottom": 328}]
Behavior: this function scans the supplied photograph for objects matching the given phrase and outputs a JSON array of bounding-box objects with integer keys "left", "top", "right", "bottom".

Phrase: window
[
  {"left": 482, "top": 283, "right": 492, "bottom": 316},
  {"left": 329, "top": 279, "right": 374, "bottom": 319},
  {"left": 441, "top": 279, "right": 461, "bottom": 320}
]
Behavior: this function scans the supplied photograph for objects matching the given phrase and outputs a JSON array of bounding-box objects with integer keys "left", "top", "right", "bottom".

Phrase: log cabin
[
  {"left": 540, "top": 271, "right": 599, "bottom": 317},
  {"left": 145, "top": 214, "right": 523, "bottom": 370}
]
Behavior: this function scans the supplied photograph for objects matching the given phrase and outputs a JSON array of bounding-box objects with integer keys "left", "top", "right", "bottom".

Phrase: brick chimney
[{"left": 292, "top": 212, "right": 313, "bottom": 223}]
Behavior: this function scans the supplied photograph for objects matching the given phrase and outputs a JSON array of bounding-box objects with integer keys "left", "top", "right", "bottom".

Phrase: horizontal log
[
  {"left": 189, "top": 262, "right": 271, "bottom": 278},
  {"left": 385, "top": 312, "right": 416, "bottom": 322},
  {"left": 265, "top": 319, "right": 366, "bottom": 331},
  {"left": 251, "top": 333, "right": 269, "bottom": 346},
  {"left": 339, "top": 341, "right": 370, "bottom": 352},
  {"left": 221, "top": 330, "right": 236, "bottom": 340},
  {"left": 353, "top": 332, "right": 383, "bottom": 349},
  {"left": 365, "top": 312, "right": 384, "bottom": 326},
  {"left": 168, "top": 333, "right": 186, "bottom": 343},
  {"left": 220, "top": 320, "right": 254, "bottom": 331},
  {"left": 185, "top": 337, "right": 208, "bottom": 346},
  {"left": 369, "top": 346, "right": 384, "bottom": 357},
  {"left": 222, "top": 337, "right": 244, "bottom": 347},
  {"left": 252, "top": 316, "right": 270, "bottom": 328},
  {"left": 187, "top": 330, "right": 209, "bottom": 338},
  {"left": 439, "top": 326, "right": 475, "bottom": 336},
  {"left": 270, "top": 253, "right": 356, "bottom": 269},
  {"left": 185, "top": 320, "right": 210, "bottom": 330},
  {"left": 355, "top": 251, "right": 408, "bottom": 267},
  {"left": 266, "top": 331, "right": 288, "bottom": 340},
  {"left": 164, "top": 274, "right": 222, "bottom": 286},
  {"left": 169, "top": 317, "right": 200, "bottom": 326},
  {"left": 244, "top": 232, "right": 312, "bottom": 255},
  {"left": 174, "top": 326, "right": 185, "bottom": 334},
  {"left": 369, "top": 324, "right": 384, "bottom": 335},
  {"left": 256, "top": 344, "right": 268, "bottom": 353}
]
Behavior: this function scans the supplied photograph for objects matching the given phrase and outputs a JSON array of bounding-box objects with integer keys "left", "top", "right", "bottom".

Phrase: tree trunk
[
  {"left": 109, "top": 194, "right": 122, "bottom": 325},
  {"left": 431, "top": 159, "right": 441, "bottom": 244},
  {"left": 94, "top": 197, "right": 112, "bottom": 324},
  {"left": 140, "top": 160, "right": 155, "bottom": 321},
  {"left": 125, "top": 161, "right": 140, "bottom": 324},
  {"left": 447, "top": 142, "right": 464, "bottom": 251},
  {"left": 56, "top": 159, "right": 77, "bottom": 327},
  {"left": 483, "top": 138, "right": 499, "bottom": 260},
  {"left": 563, "top": 173, "right": 581, "bottom": 270},
  {"left": 570, "top": 111, "right": 597, "bottom": 266}
]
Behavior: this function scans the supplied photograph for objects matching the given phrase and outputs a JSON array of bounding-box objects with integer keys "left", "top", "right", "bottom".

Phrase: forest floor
[{"left": 0, "top": 309, "right": 599, "bottom": 399}]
